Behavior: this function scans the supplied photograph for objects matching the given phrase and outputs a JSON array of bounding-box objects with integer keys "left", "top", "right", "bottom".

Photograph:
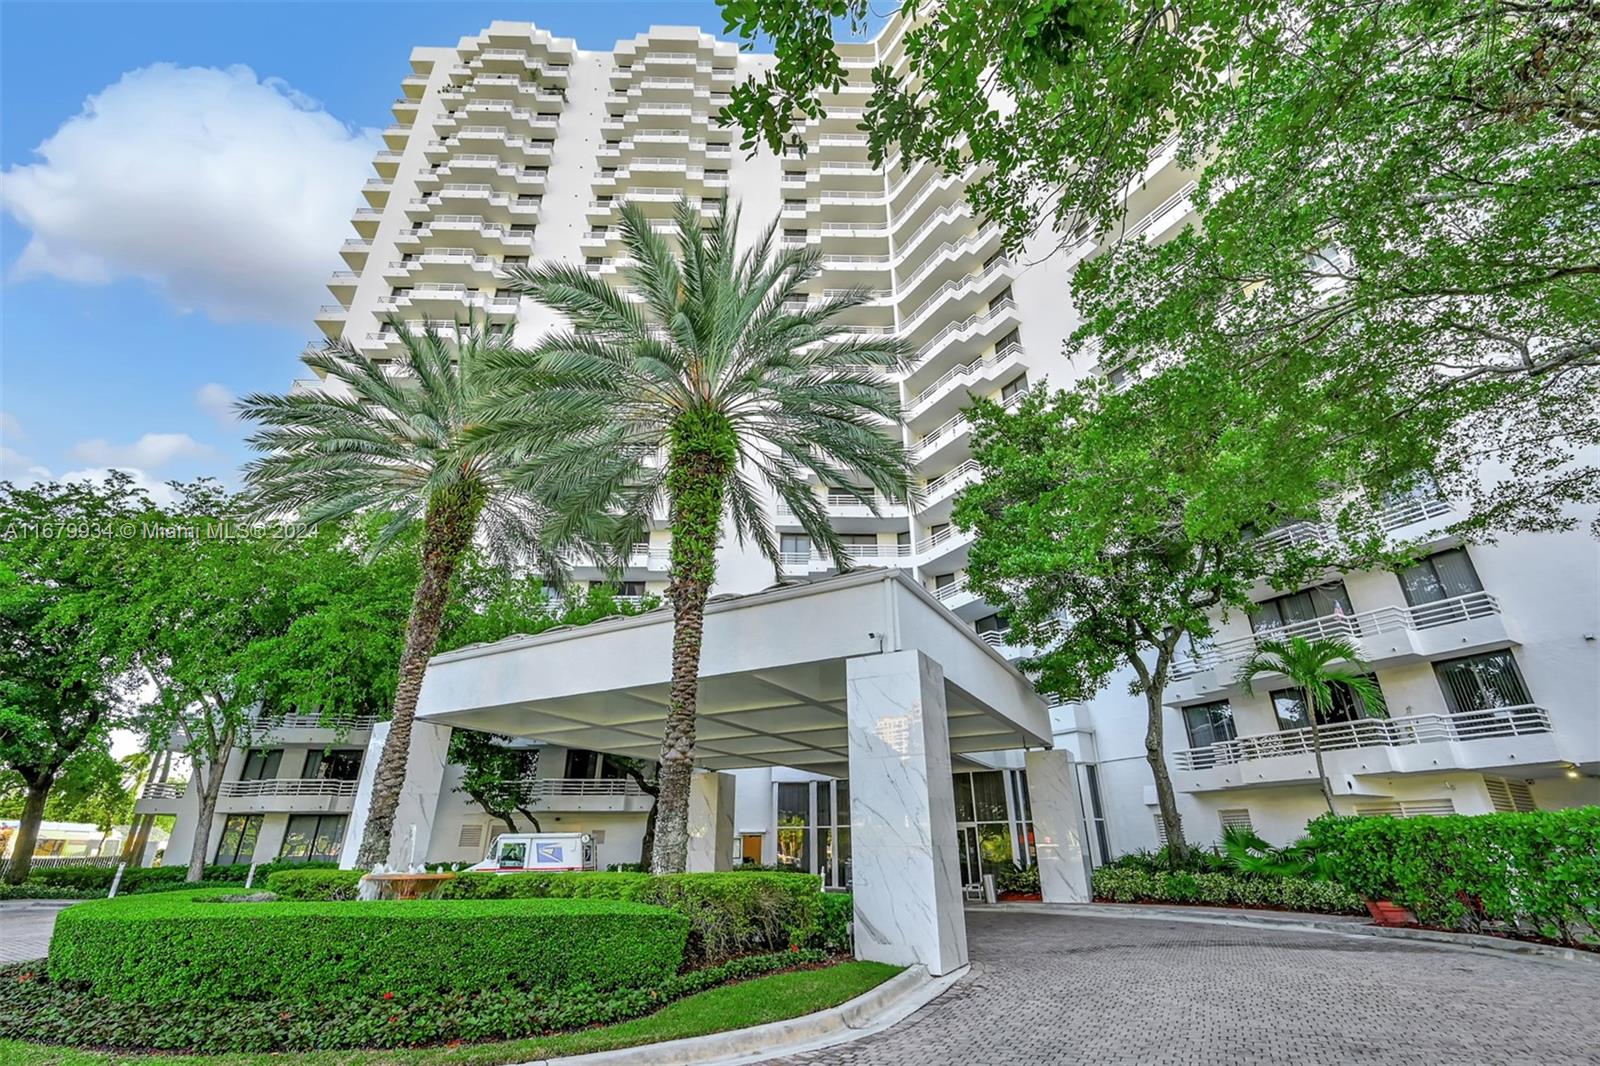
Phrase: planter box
[{"left": 1364, "top": 898, "right": 1419, "bottom": 927}]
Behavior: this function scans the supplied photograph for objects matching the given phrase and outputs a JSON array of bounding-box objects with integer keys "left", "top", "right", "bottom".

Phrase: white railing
[
  {"left": 1381, "top": 493, "right": 1452, "bottom": 530},
  {"left": 907, "top": 303, "right": 1019, "bottom": 372},
  {"left": 1171, "top": 591, "right": 1504, "bottom": 679},
  {"left": 256, "top": 713, "right": 377, "bottom": 732},
  {"left": 1174, "top": 706, "right": 1555, "bottom": 770},
  {"left": 932, "top": 576, "right": 969, "bottom": 602},
  {"left": 513, "top": 777, "right": 649, "bottom": 801},
  {"left": 140, "top": 781, "right": 186, "bottom": 800},
  {"left": 1256, "top": 521, "right": 1334, "bottom": 553},
  {"left": 923, "top": 459, "right": 981, "bottom": 500},
  {"left": 1126, "top": 181, "right": 1199, "bottom": 241},
  {"left": 219, "top": 778, "right": 359, "bottom": 799},
  {"left": 908, "top": 344, "right": 1023, "bottom": 412}
]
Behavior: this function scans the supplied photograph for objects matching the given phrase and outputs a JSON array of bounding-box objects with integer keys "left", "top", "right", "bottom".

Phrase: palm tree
[
  {"left": 482, "top": 199, "right": 914, "bottom": 873},
  {"left": 239, "top": 322, "right": 623, "bottom": 868},
  {"left": 1237, "top": 635, "right": 1386, "bottom": 813}
]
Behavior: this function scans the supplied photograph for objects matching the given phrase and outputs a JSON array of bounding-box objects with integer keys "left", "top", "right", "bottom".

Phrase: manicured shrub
[
  {"left": 1090, "top": 866, "right": 1363, "bottom": 914},
  {"left": 2, "top": 950, "right": 830, "bottom": 1053},
  {"left": 263, "top": 867, "right": 364, "bottom": 901},
  {"left": 48, "top": 890, "right": 689, "bottom": 1005},
  {"left": 27, "top": 859, "right": 336, "bottom": 895},
  {"left": 811, "top": 892, "right": 854, "bottom": 952},
  {"left": 1307, "top": 808, "right": 1600, "bottom": 943},
  {"left": 439, "top": 870, "right": 823, "bottom": 963},
  {"left": 0, "top": 883, "right": 100, "bottom": 900},
  {"left": 995, "top": 864, "right": 1041, "bottom": 895}
]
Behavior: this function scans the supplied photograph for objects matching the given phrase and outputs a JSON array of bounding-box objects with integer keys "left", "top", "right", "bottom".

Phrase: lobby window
[
  {"left": 1435, "top": 650, "right": 1532, "bottom": 714},
  {"left": 214, "top": 815, "right": 262, "bottom": 864},
  {"left": 1181, "top": 701, "right": 1236, "bottom": 749},
  {"left": 302, "top": 749, "right": 362, "bottom": 781},
  {"left": 1271, "top": 675, "right": 1385, "bottom": 730},
  {"left": 278, "top": 814, "right": 348, "bottom": 863},
  {"left": 953, "top": 770, "right": 1028, "bottom": 885},
  {"left": 238, "top": 748, "right": 282, "bottom": 781},
  {"left": 775, "top": 782, "right": 811, "bottom": 872},
  {"left": 1250, "top": 581, "right": 1353, "bottom": 633},
  {"left": 1398, "top": 548, "right": 1483, "bottom": 606}
]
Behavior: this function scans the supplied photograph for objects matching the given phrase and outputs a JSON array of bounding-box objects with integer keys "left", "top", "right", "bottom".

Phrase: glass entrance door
[{"left": 956, "top": 825, "right": 982, "bottom": 889}]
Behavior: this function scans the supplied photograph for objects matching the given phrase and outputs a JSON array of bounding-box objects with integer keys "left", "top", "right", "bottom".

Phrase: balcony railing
[
  {"left": 511, "top": 777, "right": 650, "bottom": 801},
  {"left": 1381, "top": 493, "right": 1452, "bottom": 530},
  {"left": 255, "top": 713, "right": 377, "bottom": 732},
  {"left": 1171, "top": 591, "right": 1505, "bottom": 680},
  {"left": 219, "top": 778, "right": 359, "bottom": 799},
  {"left": 1174, "top": 705, "right": 1555, "bottom": 771},
  {"left": 140, "top": 781, "right": 186, "bottom": 800}
]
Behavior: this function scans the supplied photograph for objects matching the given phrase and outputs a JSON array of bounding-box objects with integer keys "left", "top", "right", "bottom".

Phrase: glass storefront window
[{"left": 776, "top": 782, "right": 811, "bottom": 871}]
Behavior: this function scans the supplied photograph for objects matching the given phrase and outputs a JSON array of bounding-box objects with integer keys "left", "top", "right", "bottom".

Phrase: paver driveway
[
  {"left": 0, "top": 899, "right": 76, "bottom": 965},
  {"left": 772, "top": 907, "right": 1600, "bottom": 1065}
]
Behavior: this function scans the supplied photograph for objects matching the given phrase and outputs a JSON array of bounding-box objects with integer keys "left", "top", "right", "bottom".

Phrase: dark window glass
[
  {"left": 302, "top": 749, "right": 362, "bottom": 781},
  {"left": 279, "top": 814, "right": 348, "bottom": 862},
  {"left": 780, "top": 533, "right": 811, "bottom": 556},
  {"left": 1398, "top": 548, "right": 1483, "bottom": 606},
  {"left": 775, "top": 782, "right": 810, "bottom": 870},
  {"left": 974, "top": 613, "right": 1007, "bottom": 634},
  {"left": 214, "top": 815, "right": 262, "bottom": 864},
  {"left": 1182, "top": 701, "right": 1236, "bottom": 748},
  {"left": 1435, "top": 651, "right": 1532, "bottom": 713},
  {"left": 564, "top": 748, "right": 600, "bottom": 779},
  {"left": 1270, "top": 676, "right": 1384, "bottom": 729},
  {"left": 952, "top": 774, "right": 975, "bottom": 822},
  {"left": 598, "top": 755, "right": 631, "bottom": 780},
  {"left": 1000, "top": 375, "right": 1028, "bottom": 401},
  {"left": 239, "top": 749, "right": 282, "bottom": 781},
  {"left": 971, "top": 771, "right": 1009, "bottom": 822},
  {"left": 1251, "top": 581, "right": 1353, "bottom": 633}
]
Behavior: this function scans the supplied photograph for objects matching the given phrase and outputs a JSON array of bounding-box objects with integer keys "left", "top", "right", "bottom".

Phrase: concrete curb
[
  {"left": 982, "top": 901, "right": 1599, "bottom": 967},
  {"left": 530, "top": 961, "right": 968, "bottom": 1066}
]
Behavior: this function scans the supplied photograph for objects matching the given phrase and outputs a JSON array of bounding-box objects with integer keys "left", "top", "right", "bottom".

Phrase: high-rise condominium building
[{"left": 143, "top": 17, "right": 1598, "bottom": 878}]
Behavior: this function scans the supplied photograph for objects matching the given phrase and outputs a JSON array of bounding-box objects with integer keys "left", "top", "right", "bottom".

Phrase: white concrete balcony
[
  {"left": 512, "top": 777, "right": 654, "bottom": 813},
  {"left": 898, "top": 268, "right": 1014, "bottom": 343},
  {"left": 779, "top": 544, "right": 914, "bottom": 575},
  {"left": 920, "top": 460, "right": 981, "bottom": 507},
  {"left": 133, "top": 781, "right": 186, "bottom": 815},
  {"left": 384, "top": 251, "right": 504, "bottom": 284},
  {"left": 1172, "top": 705, "right": 1563, "bottom": 792},
  {"left": 1125, "top": 181, "right": 1199, "bottom": 245},
  {"left": 1381, "top": 492, "right": 1454, "bottom": 533},
  {"left": 216, "top": 778, "right": 359, "bottom": 815},
  {"left": 250, "top": 713, "right": 377, "bottom": 746},
  {"left": 313, "top": 305, "right": 349, "bottom": 339},
  {"left": 1169, "top": 591, "right": 1516, "bottom": 699},
  {"left": 425, "top": 130, "right": 554, "bottom": 162},
  {"left": 774, "top": 492, "right": 910, "bottom": 526},
  {"left": 930, "top": 575, "right": 979, "bottom": 612},
  {"left": 373, "top": 149, "right": 405, "bottom": 178},
  {"left": 916, "top": 524, "right": 974, "bottom": 565},
  {"left": 383, "top": 125, "right": 411, "bottom": 150},
  {"left": 398, "top": 216, "right": 534, "bottom": 252},
  {"left": 907, "top": 343, "right": 1025, "bottom": 422},
  {"left": 392, "top": 97, "right": 419, "bottom": 123},
  {"left": 904, "top": 303, "right": 1022, "bottom": 384},
  {"left": 340, "top": 239, "right": 372, "bottom": 268},
  {"left": 326, "top": 271, "right": 359, "bottom": 301},
  {"left": 401, "top": 75, "right": 430, "bottom": 99},
  {"left": 351, "top": 208, "right": 383, "bottom": 239},
  {"left": 378, "top": 287, "right": 519, "bottom": 318}
]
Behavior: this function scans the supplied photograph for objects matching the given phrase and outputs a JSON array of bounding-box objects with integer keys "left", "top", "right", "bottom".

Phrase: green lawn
[{"left": 1, "top": 961, "right": 901, "bottom": 1066}]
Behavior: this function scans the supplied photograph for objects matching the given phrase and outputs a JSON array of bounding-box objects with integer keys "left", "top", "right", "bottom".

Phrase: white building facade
[{"left": 151, "top": 16, "right": 1595, "bottom": 880}]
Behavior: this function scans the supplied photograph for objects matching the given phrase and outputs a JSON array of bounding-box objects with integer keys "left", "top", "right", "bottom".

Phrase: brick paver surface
[
  {"left": 0, "top": 900, "right": 76, "bottom": 965},
  {"left": 773, "top": 908, "right": 1600, "bottom": 1065}
]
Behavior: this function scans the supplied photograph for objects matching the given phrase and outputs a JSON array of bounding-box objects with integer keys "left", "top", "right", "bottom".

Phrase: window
[
  {"left": 214, "top": 815, "right": 262, "bottom": 864},
  {"left": 953, "top": 770, "right": 1023, "bottom": 886},
  {"left": 974, "top": 613, "right": 1008, "bottom": 635},
  {"left": 564, "top": 748, "right": 600, "bottom": 779},
  {"left": 1181, "top": 701, "right": 1236, "bottom": 749},
  {"left": 780, "top": 533, "right": 811, "bottom": 559},
  {"left": 1434, "top": 650, "right": 1532, "bottom": 713},
  {"left": 278, "top": 814, "right": 347, "bottom": 862},
  {"left": 1270, "top": 675, "right": 1384, "bottom": 730},
  {"left": 1398, "top": 548, "right": 1483, "bottom": 606},
  {"left": 896, "top": 530, "right": 911, "bottom": 549},
  {"left": 1000, "top": 375, "right": 1028, "bottom": 402},
  {"left": 1082, "top": 763, "right": 1110, "bottom": 865},
  {"left": 996, "top": 328, "right": 1021, "bottom": 352},
  {"left": 238, "top": 749, "right": 282, "bottom": 781},
  {"left": 301, "top": 749, "right": 362, "bottom": 781},
  {"left": 933, "top": 572, "right": 956, "bottom": 590},
  {"left": 839, "top": 533, "right": 878, "bottom": 547},
  {"left": 589, "top": 580, "right": 645, "bottom": 596},
  {"left": 775, "top": 782, "right": 810, "bottom": 871},
  {"left": 1250, "top": 581, "right": 1353, "bottom": 633}
]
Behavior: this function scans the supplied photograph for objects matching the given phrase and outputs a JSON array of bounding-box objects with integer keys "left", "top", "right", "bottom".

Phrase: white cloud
[
  {"left": 195, "top": 382, "right": 238, "bottom": 426},
  {"left": 1, "top": 64, "right": 380, "bottom": 326},
  {"left": 71, "top": 432, "right": 214, "bottom": 470},
  {"left": 0, "top": 411, "right": 24, "bottom": 441},
  {"left": 1, "top": 444, "right": 51, "bottom": 483}
]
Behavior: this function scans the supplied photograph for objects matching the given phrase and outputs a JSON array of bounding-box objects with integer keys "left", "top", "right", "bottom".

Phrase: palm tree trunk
[
  {"left": 653, "top": 412, "right": 735, "bottom": 874},
  {"left": 355, "top": 486, "right": 483, "bottom": 869},
  {"left": 1306, "top": 695, "right": 1337, "bottom": 813},
  {"left": 4, "top": 776, "right": 53, "bottom": 885}
]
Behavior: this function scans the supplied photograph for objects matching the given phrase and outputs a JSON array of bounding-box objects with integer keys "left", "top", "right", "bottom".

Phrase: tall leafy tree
[
  {"left": 0, "top": 476, "right": 144, "bottom": 882},
  {"left": 239, "top": 324, "right": 624, "bottom": 869},
  {"left": 953, "top": 356, "right": 1417, "bottom": 856},
  {"left": 1238, "top": 636, "right": 1387, "bottom": 813},
  {"left": 483, "top": 200, "right": 913, "bottom": 872},
  {"left": 724, "top": 0, "right": 1600, "bottom": 530}
]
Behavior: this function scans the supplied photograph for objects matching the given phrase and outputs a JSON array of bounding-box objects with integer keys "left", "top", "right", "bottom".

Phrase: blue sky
[{"left": 0, "top": 1, "right": 762, "bottom": 498}]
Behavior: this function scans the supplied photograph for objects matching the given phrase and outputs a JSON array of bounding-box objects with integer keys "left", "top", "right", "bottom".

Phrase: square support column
[
  {"left": 686, "top": 770, "right": 736, "bottom": 872},
  {"left": 846, "top": 650, "right": 968, "bottom": 975},
  {"left": 340, "top": 720, "right": 452, "bottom": 870},
  {"left": 1024, "top": 748, "right": 1093, "bottom": 903}
]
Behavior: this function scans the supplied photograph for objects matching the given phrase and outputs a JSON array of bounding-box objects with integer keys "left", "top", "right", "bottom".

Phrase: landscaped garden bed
[{"left": 1, "top": 871, "right": 879, "bottom": 1057}]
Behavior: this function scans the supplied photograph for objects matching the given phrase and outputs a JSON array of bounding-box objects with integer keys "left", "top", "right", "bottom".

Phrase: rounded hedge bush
[{"left": 48, "top": 889, "right": 689, "bottom": 1005}]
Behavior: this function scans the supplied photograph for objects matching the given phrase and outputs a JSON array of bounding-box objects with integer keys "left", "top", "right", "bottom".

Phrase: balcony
[
  {"left": 511, "top": 777, "right": 654, "bottom": 813},
  {"left": 1172, "top": 705, "right": 1564, "bottom": 792},
  {"left": 216, "top": 777, "right": 359, "bottom": 815},
  {"left": 251, "top": 713, "right": 376, "bottom": 746},
  {"left": 133, "top": 780, "right": 186, "bottom": 815},
  {"left": 1169, "top": 591, "right": 1517, "bottom": 699}
]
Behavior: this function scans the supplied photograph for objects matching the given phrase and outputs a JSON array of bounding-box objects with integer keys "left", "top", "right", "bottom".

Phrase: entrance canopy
[{"left": 416, "top": 568, "right": 1052, "bottom": 777}]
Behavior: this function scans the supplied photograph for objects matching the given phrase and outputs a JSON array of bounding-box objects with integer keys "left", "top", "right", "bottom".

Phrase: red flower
[
  {"left": 388, "top": 1015, "right": 399, "bottom": 1024},
  {"left": 383, "top": 991, "right": 395, "bottom": 1000}
]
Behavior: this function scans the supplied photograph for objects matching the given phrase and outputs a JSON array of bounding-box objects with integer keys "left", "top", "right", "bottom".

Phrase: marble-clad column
[
  {"left": 686, "top": 770, "right": 736, "bottom": 872},
  {"left": 845, "top": 649, "right": 968, "bottom": 975},
  {"left": 1024, "top": 748, "right": 1093, "bottom": 903}
]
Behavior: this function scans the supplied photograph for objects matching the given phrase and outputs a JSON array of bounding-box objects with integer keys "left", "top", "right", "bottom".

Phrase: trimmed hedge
[
  {"left": 1092, "top": 867, "right": 1364, "bottom": 914},
  {"left": 263, "top": 867, "right": 364, "bottom": 901},
  {"left": 1308, "top": 808, "right": 1600, "bottom": 943},
  {"left": 48, "top": 889, "right": 689, "bottom": 1005},
  {"left": 438, "top": 871, "right": 823, "bottom": 964},
  {"left": 812, "top": 892, "right": 853, "bottom": 952},
  {"left": 28, "top": 860, "right": 335, "bottom": 895},
  {"left": 2, "top": 950, "right": 829, "bottom": 1053}
]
